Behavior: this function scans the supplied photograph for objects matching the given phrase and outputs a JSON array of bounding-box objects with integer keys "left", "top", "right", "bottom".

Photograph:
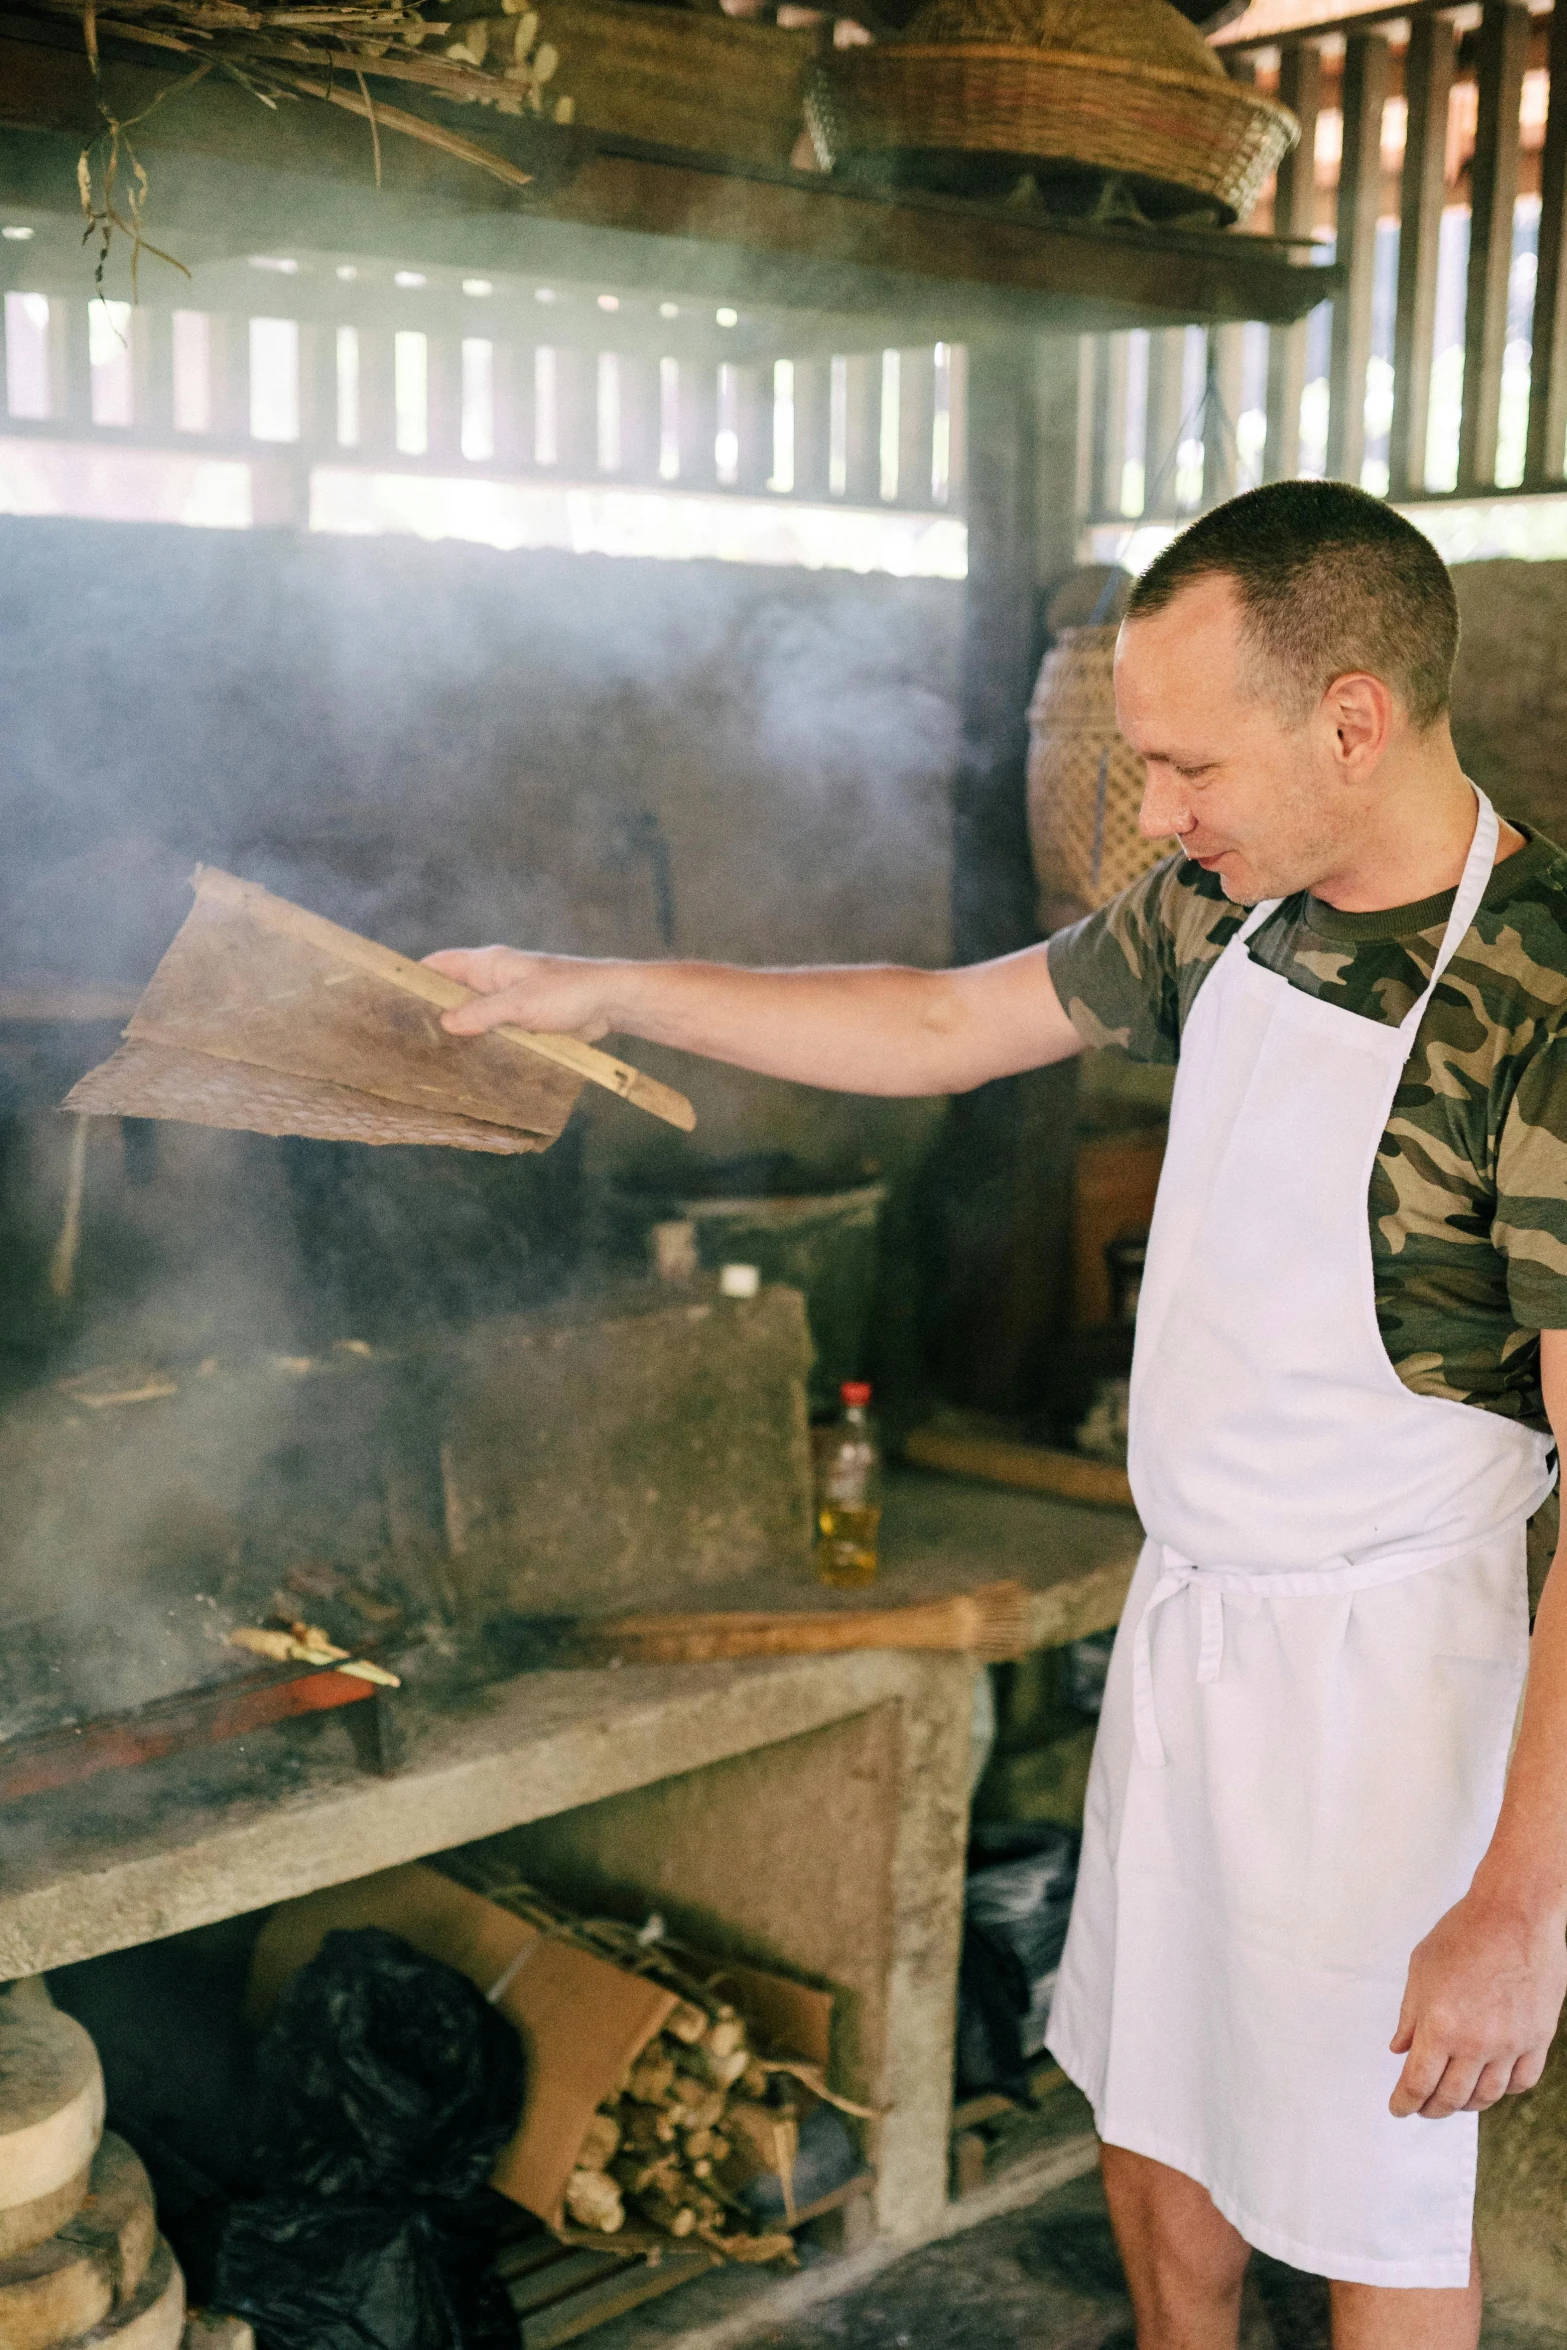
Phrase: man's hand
[
  {"left": 1389, "top": 1887, "right": 1566, "bottom": 2117},
  {"left": 424, "top": 947, "right": 623, "bottom": 1042}
]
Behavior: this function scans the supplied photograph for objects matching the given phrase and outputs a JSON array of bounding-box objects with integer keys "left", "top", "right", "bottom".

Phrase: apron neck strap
[
  {"left": 1232, "top": 897, "right": 1280, "bottom": 945},
  {"left": 1397, "top": 782, "right": 1496, "bottom": 1033}
]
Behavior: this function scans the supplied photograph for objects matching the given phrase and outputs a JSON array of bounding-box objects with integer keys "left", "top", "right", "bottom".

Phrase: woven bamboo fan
[
  {"left": 1028, "top": 626, "right": 1175, "bottom": 915},
  {"left": 817, "top": 0, "right": 1296, "bottom": 224}
]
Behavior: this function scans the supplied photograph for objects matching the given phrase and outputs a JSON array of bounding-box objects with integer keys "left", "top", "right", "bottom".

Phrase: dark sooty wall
[{"left": 0, "top": 518, "right": 960, "bottom": 1374}]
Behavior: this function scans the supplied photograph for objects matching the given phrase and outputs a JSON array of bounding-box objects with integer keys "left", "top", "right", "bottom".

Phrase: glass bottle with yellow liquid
[{"left": 816, "top": 1380, "right": 882, "bottom": 1587}]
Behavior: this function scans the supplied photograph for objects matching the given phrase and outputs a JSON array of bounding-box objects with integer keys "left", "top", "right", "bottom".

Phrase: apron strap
[{"left": 1397, "top": 783, "right": 1497, "bottom": 1035}]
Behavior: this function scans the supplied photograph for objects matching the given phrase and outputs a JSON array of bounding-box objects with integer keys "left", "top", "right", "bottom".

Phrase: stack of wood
[
  {"left": 439, "top": 1868, "right": 819, "bottom": 2264},
  {"left": 562, "top": 1997, "right": 799, "bottom": 2261},
  {"left": 0, "top": 1984, "right": 193, "bottom": 2350}
]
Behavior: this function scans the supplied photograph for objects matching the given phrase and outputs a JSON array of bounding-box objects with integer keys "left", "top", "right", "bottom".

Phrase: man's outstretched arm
[{"left": 423, "top": 942, "right": 1086, "bottom": 1098}]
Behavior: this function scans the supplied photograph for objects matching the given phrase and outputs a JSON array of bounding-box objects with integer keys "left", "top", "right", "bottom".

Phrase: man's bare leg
[
  {"left": 1100, "top": 2144, "right": 1251, "bottom": 2350},
  {"left": 1328, "top": 2248, "right": 1480, "bottom": 2350}
]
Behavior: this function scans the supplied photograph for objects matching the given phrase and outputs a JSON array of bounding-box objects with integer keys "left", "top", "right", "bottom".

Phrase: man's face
[{"left": 1114, "top": 571, "right": 1349, "bottom": 905}]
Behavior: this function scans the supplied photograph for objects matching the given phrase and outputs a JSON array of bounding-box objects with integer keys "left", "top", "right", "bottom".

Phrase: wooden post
[
  {"left": 490, "top": 335, "right": 534, "bottom": 473},
  {"left": 1090, "top": 334, "right": 1129, "bottom": 521},
  {"left": 1203, "top": 324, "right": 1246, "bottom": 505},
  {"left": 1263, "top": 39, "right": 1322, "bottom": 482},
  {"left": 936, "top": 334, "right": 1079, "bottom": 1416},
  {"left": 1388, "top": 8, "right": 1455, "bottom": 500},
  {"left": 616, "top": 350, "right": 660, "bottom": 485},
  {"left": 841, "top": 352, "right": 881, "bottom": 504},
  {"left": 897, "top": 344, "right": 937, "bottom": 508},
  {"left": 1144, "top": 327, "right": 1188, "bottom": 515},
  {"left": 1527, "top": 0, "right": 1567, "bottom": 485},
  {"left": 792, "top": 356, "right": 832, "bottom": 501},
  {"left": 1458, "top": 0, "right": 1529, "bottom": 491},
  {"left": 677, "top": 355, "right": 718, "bottom": 490},
  {"left": 1326, "top": 26, "right": 1389, "bottom": 485},
  {"left": 424, "top": 332, "right": 463, "bottom": 468}
]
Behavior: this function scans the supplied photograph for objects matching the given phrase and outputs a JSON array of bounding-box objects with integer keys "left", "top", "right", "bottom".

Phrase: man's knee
[{"left": 1101, "top": 2144, "right": 1251, "bottom": 2306}]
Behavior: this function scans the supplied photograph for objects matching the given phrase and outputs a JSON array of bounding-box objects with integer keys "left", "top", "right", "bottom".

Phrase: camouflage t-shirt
[{"left": 1046, "top": 826, "right": 1567, "bottom": 1430}]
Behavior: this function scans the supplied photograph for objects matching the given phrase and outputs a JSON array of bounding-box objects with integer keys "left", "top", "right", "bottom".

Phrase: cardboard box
[{"left": 247, "top": 1862, "right": 834, "bottom": 2231}]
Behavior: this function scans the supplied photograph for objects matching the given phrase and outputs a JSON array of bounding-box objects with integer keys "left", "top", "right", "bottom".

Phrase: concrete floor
[{"left": 743, "top": 2170, "right": 1562, "bottom": 2350}]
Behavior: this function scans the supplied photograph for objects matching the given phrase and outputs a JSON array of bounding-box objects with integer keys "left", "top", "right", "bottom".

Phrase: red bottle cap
[{"left": 841, "top": 1381, "right": 873, "bottom": 1406}]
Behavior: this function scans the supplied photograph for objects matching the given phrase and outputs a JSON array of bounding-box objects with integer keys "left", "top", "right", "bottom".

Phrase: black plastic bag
[{"left": 215, "top": 1926, "right": 526, "bottom": 2350}]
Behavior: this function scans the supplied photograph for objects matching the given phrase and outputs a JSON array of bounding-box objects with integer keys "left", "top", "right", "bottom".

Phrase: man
[{"left": 429, "top": 482, "right": 1567, "bottom": 2348}]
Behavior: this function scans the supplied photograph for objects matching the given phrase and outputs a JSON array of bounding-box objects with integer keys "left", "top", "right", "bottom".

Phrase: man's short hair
[{"left": 1124, "top": 481, "right": 1459, "bottom": 732}]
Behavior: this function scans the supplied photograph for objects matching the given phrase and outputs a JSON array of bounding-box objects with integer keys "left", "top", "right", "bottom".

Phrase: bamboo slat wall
[
  {"left": 0, "top": 233, "right": 967, "bottom": 524},
  {"left": 1084, "top": 0, "right": 1567, "bottom": 531}
]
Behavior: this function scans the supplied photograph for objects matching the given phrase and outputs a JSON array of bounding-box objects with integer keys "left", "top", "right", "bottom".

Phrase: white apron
[{"left": 1046, "top": 788, "right": 1555, "bottom": 2289}]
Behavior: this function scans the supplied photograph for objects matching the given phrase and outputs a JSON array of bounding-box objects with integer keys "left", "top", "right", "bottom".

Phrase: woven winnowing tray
[{"left": 64, "top": 868, "right": 693, "bottom": 1151}]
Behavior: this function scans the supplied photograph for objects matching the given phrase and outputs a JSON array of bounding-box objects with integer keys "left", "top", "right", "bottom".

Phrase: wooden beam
[
  {"left": 1387, "top": 8, "right": 1455, "bottom": 500},
  {"left": 1458, "top": 0, "right": 1529, "bottom": 491},
  {"left": 1325, "top": 24, "right": 1389, "bottom": 484},
  {"left": 1526, "top": 0, "right": 1567, "bottom": 485},
  {"left": 0, "top": 34, "right": 1340, "bottom": 339},
  {"left": 1263, "top": 38, "right": 1322, "bottom": 480}
]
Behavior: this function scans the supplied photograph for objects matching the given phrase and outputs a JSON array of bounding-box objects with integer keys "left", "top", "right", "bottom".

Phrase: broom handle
[
  {"left": 192, "top": 867, "right": 696, "bottom": 1134},
  {"left": 601, "top": 1587, "right": 1008, "bottom": 1660}
]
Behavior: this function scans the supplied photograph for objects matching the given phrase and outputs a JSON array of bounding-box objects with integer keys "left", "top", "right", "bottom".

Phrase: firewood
[
  {"left": 575, "top": 2112, "right": 621, "bottom": 2173},
  {"left": 736, "top": 2059, "right": 771, "bottom": 2101},
  {"left": 611, "top": 2152, "right": 678, "bottom": 2196},
  {"left": 633, "top": 2188, "right": 697, "bottom": 2238},
  {"left": 564, "top": 2169, "right": 625, "bottom": 2233},
  {"left": 667, "top": 2078, "right": 726, "bottom": 2132},
  {"left": 704, "top": 2015, "right": 746, "bottom": 2061},
  {"left": 687, "top": 2042, "right": 749, "bottom": 2093},
  {"left": 623, "top": 2105, "right": 678, "bottom": 2150},
  {"left": 626, "top": 2049, "right": 677, "bottom": 2104},
  {"left": 665, "top": 2000, "right": 708, "bottom": 2046},
  {"left": 681, "top": 2127, "right": 719, "bottom": 2162}
]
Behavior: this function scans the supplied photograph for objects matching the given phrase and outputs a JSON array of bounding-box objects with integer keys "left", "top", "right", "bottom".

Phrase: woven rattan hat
[{"left": 817, "top": 0, "right": 1296, "bottom": 224}]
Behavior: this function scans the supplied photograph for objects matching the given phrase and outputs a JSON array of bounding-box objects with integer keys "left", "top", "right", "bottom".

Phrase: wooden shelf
[{"left": 0, "top": 27, "right": 1338, "bottom": 338}]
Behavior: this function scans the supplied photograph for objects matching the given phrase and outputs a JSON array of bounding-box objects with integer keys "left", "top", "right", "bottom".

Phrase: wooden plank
[
  {"left": 1527, "top": 0, "right": 1567, "bottom": 484},
  {"left": 1388, "top": 7, "right": 1455, "bottom": 500},
  {"left": 0, "top": 1661, "right": 382, "bottom": 1808},
  {"left": 1263, "top": 37, "right": 1322, "bottom": 480},
  {"left": 904, "top": 1416, "right": 1135, "bottom": 1510},
  {"left": 520, "top": 2248, "right": 720, "bottom": 2350},
  {"left": 1143, "top": 326, "right": 1190, "bottom": 516},
  {"left": 1203, "top": 321, "right": 1247, "bottom": 503},
  {"left": 0, "top": 36, "right": 1340, "bottom": 338},
  {"left": 1090, "top": 333, "right": 1130, "bottom": 520},
  {"left": 1458, "top": 0, "right": 1530, "bottom": 491},
  {"left": 1325, "top": 24, "right": 1389, "bottom": 484}
]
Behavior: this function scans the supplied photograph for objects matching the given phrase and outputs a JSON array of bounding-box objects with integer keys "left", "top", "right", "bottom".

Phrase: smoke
[{"left": 0, "top": 483, "right": 961, "bottom": 1735}]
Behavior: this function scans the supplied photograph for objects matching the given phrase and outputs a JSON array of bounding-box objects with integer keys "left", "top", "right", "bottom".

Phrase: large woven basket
[
  {"left": 819, "top": 0, "right": 1295, "bottom": 223},
  {"left": 1028, "top": 627, "right": 1174, "bottom": 915},
  {"left": 530, "top": 0, "right": 821, "bottom": 169}
]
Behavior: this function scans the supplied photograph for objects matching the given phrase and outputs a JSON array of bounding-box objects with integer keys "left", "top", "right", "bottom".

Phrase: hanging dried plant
[{"left": 19, "top": 0, "right": 574, "bottom": 283}]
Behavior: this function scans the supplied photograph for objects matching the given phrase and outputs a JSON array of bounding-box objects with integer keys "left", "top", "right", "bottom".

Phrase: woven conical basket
[
  {"left": 818, "top": 0, "right": 1296, "bottom": 224},
  {"left": 1028, "top": 626, "right": 1175, "bottom": 915}
]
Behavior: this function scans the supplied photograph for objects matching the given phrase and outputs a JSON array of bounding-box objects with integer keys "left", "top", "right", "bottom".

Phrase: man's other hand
[
  {"left": 423, "top": 947, "right": 621, "bottom": 1042},
  {"left": 1389, "top": 1888, "right": 1567, "bottom": 2117}
]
